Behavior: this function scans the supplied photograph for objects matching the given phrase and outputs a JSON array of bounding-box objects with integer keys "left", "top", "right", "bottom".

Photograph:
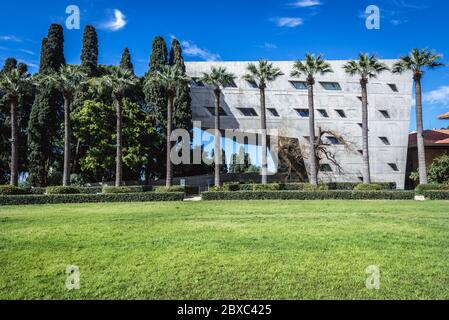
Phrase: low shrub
[
  {"left": 155, "top": 186, "right": 185, "bottom": 193},
  {"left": 302, "top": 183, "right": 329, "bottom": 191},
  {"left": 223, "top": 183, "right": 240, "bottom": 192},
  {"left": 102, "top": 186, "right": 134, "bottom": 194},
  {"left": 46, "top": 186, "right": 81, "bottom": 195},
  {"left": 415, "top": 184, "right": 442, "bottom": 195},
  {"left": 354, "top": 184, "right": 383, "bottom": 191},
  {"left": 0, "top": 192, "right": 184, "bottom": 206},
  {"left": 252, "top": 183, "right": 281, "bottom": 191},
  {"left": 0, "top": 185, "right": 26, "bottom": 195},
  {"left": 423, "top": 191, "right": 449, "bottom": 200},
  {"left": 202, "top": 190, "right": 415, "bottom": 201}
]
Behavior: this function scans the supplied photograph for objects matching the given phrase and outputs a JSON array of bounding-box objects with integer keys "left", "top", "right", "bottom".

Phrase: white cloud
[
  {"left": 390, "top": 19, "right": 408, "bottom": 25},
  {"left": 262, "top": 42, "right": 278, "bottom": 49},
  {"left": 0, "top": 35, "right": 22, "bottom": 42},
  {"left": 424, "top": 86, "right": 449, "bottom": 106},
  {"left": 101, "top": 9, "right": 127, "bottom": 31},
  {"left": 18, "top": 49, "right": 35, "bottom": 55},
  {"left": 273, "top": 17, "right": 304, "bottom": 27},
  {"left": 288, "top": 0, "right": 321, "bottom": 7},
  {"left": 181, "top": 40, "right": 221, "bottom": 61}
]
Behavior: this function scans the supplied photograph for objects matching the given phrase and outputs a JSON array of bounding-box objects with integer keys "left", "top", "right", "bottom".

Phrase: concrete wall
[{"left": 185, "top": 60, "right": 413, "bottom": 189}]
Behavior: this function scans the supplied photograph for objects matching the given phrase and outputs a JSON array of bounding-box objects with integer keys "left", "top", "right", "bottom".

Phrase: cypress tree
[
  {"left": 81, "top": 25, "right": 98, "bottom": 76},
  {"left": 27, "top": 24, "right": 65, "bottom": 187},
  {"left": 120, "top": 48, "right": 134, "bottom": 73},
  {"left": 169, "top": 38, "right": 192, "bottom": 133}
]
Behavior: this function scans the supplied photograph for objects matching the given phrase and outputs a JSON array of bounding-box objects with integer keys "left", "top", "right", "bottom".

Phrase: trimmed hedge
[
  {"left": 252, "top": 183, "right": 281, "bottom": 191},
  {"left": 415, "top": 184, "right": 449, "bottom": 195},
  {"left": 0, "top": 192, "right": 185, "bottom": 206},
  {"left": 423, "top": 191, "right": 449, "bottom": 200},
  {"left": 46, "top": 186, "right": 81, "bottom": 195},
  {"left": 0, "top": 185, "right": 26, "bottom": 195},
  {"left": 236, "top": 182, "right": 396, "bottom": 192},
  {"left": 354, "top": 184, "right": 383, "bottom": 191},
  {"left": 155, "top": 186, "right": 186, "bottom": 193},
  {"left": 202, "top": 191, "right": 415, "bottom": 201},
  {"left": 102, "top": 186, "right": 134, "bottom": 194}
]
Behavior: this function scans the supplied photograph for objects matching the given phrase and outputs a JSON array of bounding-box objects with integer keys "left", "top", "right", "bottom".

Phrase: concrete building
[{"left": 185, "top": 61, "right": 413, "bottom": 189}]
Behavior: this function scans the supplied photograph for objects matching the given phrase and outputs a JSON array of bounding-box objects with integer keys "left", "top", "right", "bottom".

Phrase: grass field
[{"left": 1, "top": 200, "right": 449, "bottom": 300}]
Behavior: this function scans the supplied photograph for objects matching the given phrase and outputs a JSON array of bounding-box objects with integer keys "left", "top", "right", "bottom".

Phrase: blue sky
[{"left": 1, "top": 0, "right": 449, "bottom": 130}]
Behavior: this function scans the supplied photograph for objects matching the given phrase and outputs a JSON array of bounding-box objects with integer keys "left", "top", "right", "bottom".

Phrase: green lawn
[{"left": 1, "top": 200, "right": 449, "bottom": 300}]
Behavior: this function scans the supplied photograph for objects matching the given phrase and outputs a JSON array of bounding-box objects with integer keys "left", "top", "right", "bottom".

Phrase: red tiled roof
[
  {"left": 409, "top": 129, "right": 449, "bottom": 146},
  {"left": 438, "top": 112, "right": 449, "bottom": 120}
]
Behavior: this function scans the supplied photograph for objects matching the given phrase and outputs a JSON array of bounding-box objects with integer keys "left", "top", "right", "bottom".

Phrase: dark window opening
[
  {"left": 290, "top": 81, "right": 307, "bottom": 90},
  {"left": 268, "top": 108, "right": 280, "bottom": 117},
  {"left": 295, "top": 109, "right": 310, "bottom": 118},
  {"left": 320, "top": 82, "right": 342, "bottom": 91},
  {"left": 206, "top": 107, "right": 227, "bottom": 117},
  {"left": 320, "top": 164, "right": 333, "bottom": 172},
  {"left": 238, "top": 108, "right": 258, "bottom": 117},
  {"left": 380, "top": 137, "right": 391, "bottom": 145},
  {"left": 317, "top": 109, "right": 329, "bottom": 117},
  {"left": 335, "top": 109, "right": 347, "bottom": 118}
]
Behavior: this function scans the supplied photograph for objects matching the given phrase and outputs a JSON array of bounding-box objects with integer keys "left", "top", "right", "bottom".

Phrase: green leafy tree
[
  {"left": 200, "top": 67, "right": 236, "bottom": 186},
  {"left": 291, "top": 54, "right": 333, "bottom": 186},
  {"left": 148, "top": 65, "right": 190, "bottom": 187},
  {"left": 428, "top": 154, "right": 449, "bottom": 184},
  {"left": 36, "top": 65, "right": 87, "bottom": 186},
  {"left": 229, "top": 146, "right": 253, "bottom": 174},
  {"left": 27, "top": 24, "right": 65, "bottom": 187},
  {"left": 81, "top": 25, "right": 99, "bottom": 76},
  {"left": 120, "top": 48, "right": 134, "bottom": 73},
  {"left": 393, "top": 49, "right": 444, "bottom": 184},
  {"left": 90, "top": 67, "right": 140, "bottom": 186},
  {"left": 343, "top": 54, "right": 389, "bottom": 184},
  {"left": 0, "top": 68, "right": 33, "bottom": 186},
  {"left": 243, "top": 60, "right": 284, "bottom": 185}
]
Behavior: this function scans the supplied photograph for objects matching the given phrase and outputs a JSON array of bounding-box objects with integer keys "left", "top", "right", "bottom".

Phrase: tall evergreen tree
[
  {"left": 120, "top": 48, "right": 134, "bottom": 73},
  {"left": 169, "top": 38, "right": 193, "bottom": 134},
  {"left": 81, "top": 25, "right": 98, "bottom": 76},
  {"left": 27, "top": 24, "right": 65, "bottom": 187}
]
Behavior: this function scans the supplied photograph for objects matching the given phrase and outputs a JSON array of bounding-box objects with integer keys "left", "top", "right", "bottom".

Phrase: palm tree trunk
[
  {"left": 115, "top": 98, "right": 123, "bottom": 187},
  {"left": 414, "top": 75, "right": 428, "bottom": 184},
  {"left": 361, "top": 79, "right": 371, "bottom": 184},
  {"left": 307, "top": 81, "right": 318, "bottom": 186},
  {"left": 214, "top": 89, "right": 221, "bottom": 187},
  {"left": 10, "top": 99, "right": 18, "bottom": 186},
  {"left": 62, "top": 95, "right": 71, "bottom": 186},
  {"left": 166, "top": 95, "right": 174, "bottom": 188},
  {"left": 260, "top": 86, "right": 268, "bottom": 185}
]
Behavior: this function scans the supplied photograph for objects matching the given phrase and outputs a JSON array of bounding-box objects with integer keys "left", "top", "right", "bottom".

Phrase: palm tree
[
  {"left": 291, "top": 54, "right": 333, "bottom": 186},
  {"left": 243, "top": 60, "right": 284, "bottom": 185},
  {"left": 0, "top": 68, "right": 32, "bottom": 186},
  {"left": 90, "top": 67, "right": 139, "bottom": 187},
  {"left": 200, "top": 67, "right": 236, "bottom": 187},
  {"left": 343, "top": 54, "right": 389, "bottom": 184},
  {"left": 393, "top": 49, "right": 444, "bottom": 185},
  {"left": 38, "top": 65, "right": 86, "bottom": 186},
  {"left": 150, "top": 65, "right": 191, "bottom": 187}
]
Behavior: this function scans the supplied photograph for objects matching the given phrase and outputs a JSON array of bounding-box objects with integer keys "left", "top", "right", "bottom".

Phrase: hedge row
[
  {"left": 0, "top": 192, "right": 184, "bottom": 206},
  {"left": 202, "top": 191, "right": 415, "bottom": 201},
  {"left": 423, "top": 191, "right": 449, "bottom": 200},
  {"left": 228, "top": 182, "right": 396, "bottom": 191}
]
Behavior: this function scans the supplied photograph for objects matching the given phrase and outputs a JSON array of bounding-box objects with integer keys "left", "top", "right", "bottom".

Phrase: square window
[
  {"left": 290, "top": 81, "right": 307, "bottom": 90},
  {"left": 206, "top": 107, "right": 227, "bottom": 117},
  {"left": 388, "top": 163, "right": 399, "bottom": 171},
  {"left": 295, "top": 109, "right": 310, "bottom": 117},
  {"left": 335, "top": 109, "right": 347, "bottom": 118},
  {"left": 379, "top": 137, "right": 391, "bottom": 145},
  {"left": 268, "top": 108, "right": 280, "bottom": 117},
  {"left": 320, "top": 164, "right": 333, "bottom": 172},
  {"left": 238, "top": 108, "right": 258, "bottom": 117},
  {"left": 379, "top": 110, "right": 391, "bottom": 118},
  {"left": 317, "top": 109, "right": 329, "bottom": 117},
  {"left": 388, "top": 84, "right": 399, "bottom": 92},
  {"left": 320, "top": 82, "right": 342, "bottom": 91}
]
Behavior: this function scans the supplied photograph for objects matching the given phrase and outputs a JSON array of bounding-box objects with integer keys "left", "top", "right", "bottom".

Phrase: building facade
[{"left": 185, "top": 61, "right": 413, "bottom": 189}]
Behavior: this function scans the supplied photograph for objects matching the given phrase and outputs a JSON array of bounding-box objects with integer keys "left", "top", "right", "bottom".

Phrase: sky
[{"left": 0, "top": 0, "right": 449, "bottom": 131}]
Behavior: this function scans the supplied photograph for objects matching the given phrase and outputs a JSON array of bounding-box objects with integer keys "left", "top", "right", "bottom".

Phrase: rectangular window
[
  {"left": 224, "top": 79, "right": 238, "bottom": 88},
  {"left": 290, "top": 81, "right": 307, "bottom": 90},
  {"left": 320, "top": 82, "right": 342, "bottom": 91},
  {"left": 327, "top": 136, "right": 341, "bottom": 145},
  {"left": 247, "top": 80, "right": 258, "bottom": 88},
  {"left": 388, "top": 84, "right": 399, "bottom": 92},
  {"left": 317, "top": 109, "right": 329, "bottom": 118},
  {"left": 388, "top": 163, "right": 399, "bottom": 171},
  {"left": 335, "top": 109, "right": 347, "bottom": 118},
  {"left": 206, "top": 107, "right": 227, "bottom": 117},
  {"left": 379, "top": 137, "right": 391, "bottom": 145},
  {"left": 238, "top": 108, "right": 258, "bottom": 117},
  {"left": 320, "top": 164, "right": 333, "bottom": 172},
  {"left": 295, "top": 109, "right": 310, "bottom": 118},
  {"left": 268, "top": 108, "right": 280, "bottom": 117},
  {"left": 379, "top": 110, "right": 391, "bottom": 118}
]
